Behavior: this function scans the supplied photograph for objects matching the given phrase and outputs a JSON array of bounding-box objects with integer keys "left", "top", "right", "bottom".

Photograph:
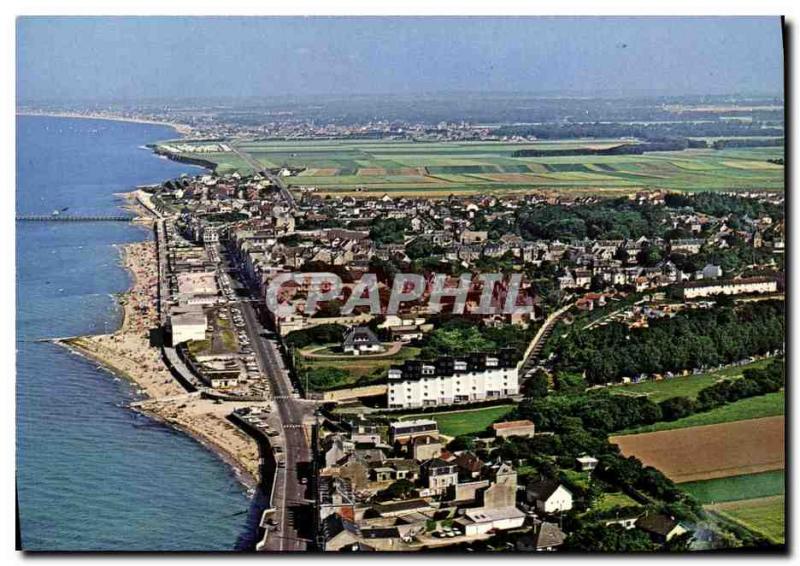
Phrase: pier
[{"left": 16, "top": 214, "right": 133, "bottom": 222}]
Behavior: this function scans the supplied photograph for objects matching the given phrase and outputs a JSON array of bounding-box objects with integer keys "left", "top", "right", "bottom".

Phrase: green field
[
  {"left": 298, "top": 345, "right": 420, "bottom": 392},
  {"left": 680, "top": 470, "right": 785, "bottom": 504},
  {"left": 608, "top": 360, "right": 771, "bottom": 403},
  {"left": 709, "top": 496, "right": 785, "bottom": 544},
  {"left": 399, "top": 404, "right": 515, "bottom": 437},
  {"left": 619, "top": 391, "right": 784, "bottom": 434},
  {"left": 157, "top": 139, "right": 785, "bottom": 196}
]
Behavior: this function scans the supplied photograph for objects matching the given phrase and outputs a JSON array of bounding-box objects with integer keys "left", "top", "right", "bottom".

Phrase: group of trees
[
  {"left": 369, "top": 217, "right": 410, "bottom": 245},
  {"left": 513, "top": 390, "right": 663, "bottom": 435},
  {"left": 418, "top": 317, "right": 533, "bottom": 360},
  {"left": 554, "top": 301, "right": 784, "bottom": 384},
  {"left": 285, "top": 323, "right": 346, "bottom": 349},
  {"left": 514, "top": 358, "right": 783, "bottom": 435},
  {"left": 664, "top": 192, "right": 784, "bottom": 221},
  {"left": 514, "top": 199, "right": 668, "bottom": 241}
]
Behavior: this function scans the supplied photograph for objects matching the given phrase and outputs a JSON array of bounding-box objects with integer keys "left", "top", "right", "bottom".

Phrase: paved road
[
  {"left": 240, "top": 296, "right": 314, "bottom": 551},
  {"left": 221, "top": 243, "right": 313, "bottom": 552},
  {"left": 228, "top": 144, "right": 297, "bottom": 210}
]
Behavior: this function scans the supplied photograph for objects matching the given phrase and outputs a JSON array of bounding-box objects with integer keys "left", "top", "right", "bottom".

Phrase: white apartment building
[
  {"left": 387, "top": 350, "right": 520, "bottom": 409},
  {"left": 683, "top": 276, "right": 777, "bottom": 299}
]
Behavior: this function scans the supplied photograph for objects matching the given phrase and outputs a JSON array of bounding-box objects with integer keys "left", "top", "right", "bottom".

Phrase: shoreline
[
  {"left": 52, "top": 189, "right": 262, "bottom": 494},
  {"left": 16, "top": 110, "right": 194, "bottom": 136}
]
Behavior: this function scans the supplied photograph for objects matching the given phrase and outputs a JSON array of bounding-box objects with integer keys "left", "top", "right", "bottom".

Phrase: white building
[
  {"left": 170, "top": 309, "right": 207, "bottom": 345},
  {"left": 176, "top": 271, "right": 218, "bottom": 305},
  {"left": 387, "top": 350, "right": 520, "bottom": 409},
  {"left": 455, "top": 507, "right": 526, "bottom": 536},
  {"left": 526, "top": 480, "right": 574, "bottom": 514},
  {"left": 683, "top": 276, "right": 777, "bottom": 299}
]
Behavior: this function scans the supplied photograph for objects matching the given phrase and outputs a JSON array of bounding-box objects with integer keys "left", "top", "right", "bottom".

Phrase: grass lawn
[
  {"left": 680, "top": 470, "right": 784, "bottom": 504},
  {"left": 619, "top": 391, "right": 784, "bottom": 434},
  {"left": 298, "top": 346, "right": 419, "bottom": 391},
  {"left": 708, "top": 496, "right": 785, "bottom": 544},
  {"left": 592, "top": 491, "right": 641, "bottom": 512},
  {"left": 400, "top": 404, "right": 514, "bottom": 437},
  {"left": 608, "top": 360, "right": 771, "bottom": 403}
]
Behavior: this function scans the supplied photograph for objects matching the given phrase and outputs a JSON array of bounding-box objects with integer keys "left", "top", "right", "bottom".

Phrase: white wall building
[
  {"left": 387, "top": 350, "right": 519, "bottom": 409},
  {"left": 683, "top": 276, "right": 777, "bottom": 299},
  {"left": 170, "top": 309, "right": 207, "bottom": 345}
]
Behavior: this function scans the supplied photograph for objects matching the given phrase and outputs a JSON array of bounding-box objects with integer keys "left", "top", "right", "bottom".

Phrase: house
[
  {"left": 389, "top": 419, "right": 439, "bottom": 444},
  {"left": 603, "top": 512, "right": 640, "bottom": 531},
  {"left": 701, "top": 264, "right": 723, "bottom": 280},
  {"left": 526, "top": 479, "right": 573, "bottom": 514},
  {"left": 454, "top": 506, "right": 526, "bottom": 537},
  {"left": 576, "top": 455, "right": 599, "bottom": 472},
  {"left": 517, "top": 521, "right": 566, "bottom": 551},
  {"left": 453, "top": 452, "right": 483, "bottom": 480},
  {"left": 342, "top": 326, "right": 384, "bottom": 355},
  {"left": 637, "top": 514, "right": 688, "bottom": 543},
  {"left": 492, "top": 420, "right": 535, "bottom": 439},
  {"left": 411, "top": 435, "right": 443, "bottom": 461},
  {"left": 460, "top": 229, "right": 488, "bottom": 244},
  {"left": 421, "top": 458, "right": 459, "bottom": 494}
]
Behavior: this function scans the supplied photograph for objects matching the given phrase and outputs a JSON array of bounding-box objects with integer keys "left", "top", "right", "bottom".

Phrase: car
[{"left": 300, "top": 477, "right": 307, "bottom": 485}]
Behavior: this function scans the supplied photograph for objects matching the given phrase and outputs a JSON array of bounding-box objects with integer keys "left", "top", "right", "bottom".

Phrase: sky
[{"left": 16, "top": 16, "right": 784, "bottom": 102}]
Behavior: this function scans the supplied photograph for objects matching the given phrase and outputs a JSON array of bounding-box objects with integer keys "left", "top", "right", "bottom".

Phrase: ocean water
[{"left": 16, "top": 116, "right": 255, "bottom": 551}]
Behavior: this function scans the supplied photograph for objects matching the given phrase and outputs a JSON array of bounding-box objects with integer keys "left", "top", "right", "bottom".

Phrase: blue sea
[{"left": 16, "top": 115, "right": 256, "bottom": 551}]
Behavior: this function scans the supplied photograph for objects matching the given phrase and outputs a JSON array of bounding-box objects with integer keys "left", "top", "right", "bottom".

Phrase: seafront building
[{"left": 387, "top": 349, "right": 520, "bottom": 409}]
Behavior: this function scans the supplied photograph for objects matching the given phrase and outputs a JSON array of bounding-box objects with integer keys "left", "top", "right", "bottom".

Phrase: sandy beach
[
  {"left": 56, "top": 196, "right": 262, "bottom": 490},
  {"left": 17, "top": 110, "right": 194, "bottom": 136}
]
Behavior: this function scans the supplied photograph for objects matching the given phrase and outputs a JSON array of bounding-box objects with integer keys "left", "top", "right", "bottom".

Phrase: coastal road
[
  {"left": 215, "top": 241, "right": 313, "bottom": 552},
  {"left": 239, "top": 296, "right": 315, "bottom": 552}
]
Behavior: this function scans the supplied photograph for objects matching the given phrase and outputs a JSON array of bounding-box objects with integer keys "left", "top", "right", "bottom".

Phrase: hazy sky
[{"left": 17, "top": 16, "right": 784, "bottom": 102}]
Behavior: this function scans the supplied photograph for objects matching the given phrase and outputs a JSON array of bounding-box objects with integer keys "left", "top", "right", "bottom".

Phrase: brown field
[
  {"left": 357, "top": 167, "right": 387, "bottom": 176},
  {"left": 610, "top": 416, "right": 785, "bottom": 483},
  {"left": 310, "top": 167, "right": 339, "bottom": 176}
]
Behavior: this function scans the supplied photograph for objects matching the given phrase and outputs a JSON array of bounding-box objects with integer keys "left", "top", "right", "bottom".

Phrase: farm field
[
  {"left": 707, "top": 496, "right": 785, "bottom": 544},
  {"left": 608, "top": 359, "right": 771, "bottom": 403},
  {"left": 618, "top": 391, "right": 784, "bottom": 434},
  {"left": 398, "top": 404, "right": 515, "bottom": 437},
  {"left": 156, "top": 139, "right": 785, "bottom": 196},
  {"left": 611, "top": 416, "right": 785, "bottom": 483},
  {"left": 680, "top": 470, "right": 784, "bottom": 504}
]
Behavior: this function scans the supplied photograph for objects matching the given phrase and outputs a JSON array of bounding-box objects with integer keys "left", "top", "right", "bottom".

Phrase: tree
[
  {"left": 565, "top": 523, "right": 655, "bottom": 552},
  {"left": 524, "top": 369, "right": 550, "bottom": 399},
  {"left": 374, "top": 479, "right": 416, "bottom": 502}
]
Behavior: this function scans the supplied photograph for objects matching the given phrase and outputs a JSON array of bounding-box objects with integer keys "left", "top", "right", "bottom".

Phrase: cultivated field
[
  {"left": 619, "top": 391, "right": 784, "bottom": 434},
  {"left": 707, "top": 496, "right": 785, "bottom": 544},
  {"left": 610, "top": 416, "right": 785, "bottom": 483},
  {"left": 159, "top": 139, "right": 785, "bottom": 196},
  {"left": 680, "top": 470, "right": 784, "bottom": 504}
]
